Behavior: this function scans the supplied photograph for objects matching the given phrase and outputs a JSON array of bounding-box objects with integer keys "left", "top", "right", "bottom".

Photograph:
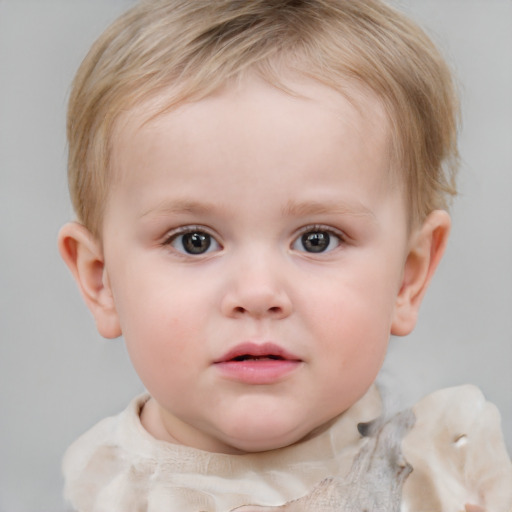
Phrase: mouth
[
  {"left": 231, "top": 354, "right": 287, "bottom": 361},
  {"left": 215, "top": 342, "right": 301, "bottom": 364},
  {"left": 214, "top": 342, "right": 302, "bottom": 384}
]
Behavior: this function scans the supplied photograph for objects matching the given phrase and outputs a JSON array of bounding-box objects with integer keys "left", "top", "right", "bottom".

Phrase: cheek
[
  {"left": 302, "top": 268, "right": 398, "bottom": 365},
  {"left": 123, "top": 311, "right": 186, "bottom": 387},
  {"left": 110, "top": 272, "right": 205, "bottom": 386}
]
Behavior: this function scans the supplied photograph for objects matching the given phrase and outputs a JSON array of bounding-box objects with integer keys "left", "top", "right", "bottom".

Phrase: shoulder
[
  {"left": 401, "top": 385, "right": 512, "bottom": 512},
  {"left": 62, "top": 393, "right": 151, "bottom": 510}
]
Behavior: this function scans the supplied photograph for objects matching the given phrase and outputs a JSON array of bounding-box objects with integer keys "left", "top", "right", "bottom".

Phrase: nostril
[
  {"left": 231, "top": 305, "right": 283, "bottom": 317},
  {"left": 221, "top": 290, "right": 292, "bottom": 319}
]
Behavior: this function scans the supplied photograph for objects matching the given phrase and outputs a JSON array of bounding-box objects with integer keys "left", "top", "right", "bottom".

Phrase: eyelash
[
  {"left": 161, "top": 224, "right": 347, "bottom": 257},
  {"left": 292, "top": 224, "right": 346, "bottom": 254},
  {"left": 162, "top": 226, "right": 221, "bottom": 256}
]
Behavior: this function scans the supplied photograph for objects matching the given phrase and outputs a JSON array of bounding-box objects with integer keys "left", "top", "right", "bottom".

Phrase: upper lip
[{"left": 214, "top": 342, "right": 302, "bottom": 363}]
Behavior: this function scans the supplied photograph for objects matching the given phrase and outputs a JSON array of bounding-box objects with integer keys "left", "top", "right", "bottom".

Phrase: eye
[
  {"left": 292, "top": 227, "right": 342, "bottom": 254},
  {"left": 165, "top": 228, "right": 221, "bottom": 255}
]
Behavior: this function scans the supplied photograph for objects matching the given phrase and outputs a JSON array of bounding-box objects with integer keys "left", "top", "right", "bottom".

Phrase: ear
[
  {"left": 391, "top": 210, "right": 451, "bottom": 336},
  {"left": 58, "top": 222, "right": 121, "bottom": 339}
]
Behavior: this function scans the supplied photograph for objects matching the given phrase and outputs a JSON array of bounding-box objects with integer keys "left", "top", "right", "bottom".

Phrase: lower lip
[{"left": 214, "top": 359, "right": 302, "bottom": 385}]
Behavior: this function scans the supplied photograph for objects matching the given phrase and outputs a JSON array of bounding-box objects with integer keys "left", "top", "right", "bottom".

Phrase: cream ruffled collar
[{"left": 63, "top": 385, "right": 512, "bottom": 512}]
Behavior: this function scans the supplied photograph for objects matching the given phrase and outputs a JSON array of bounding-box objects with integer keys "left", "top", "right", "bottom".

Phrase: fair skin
[{"left": 59, "top": 75, "right": 450, "bottom": 455}]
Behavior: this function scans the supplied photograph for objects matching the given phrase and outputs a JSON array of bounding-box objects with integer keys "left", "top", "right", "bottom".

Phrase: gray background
[{"left": 0, "top": 1, "right": 510, "bottom": 510}]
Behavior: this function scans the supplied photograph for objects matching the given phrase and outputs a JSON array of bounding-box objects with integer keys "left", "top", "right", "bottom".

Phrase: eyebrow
[
  {"left": 139, "top": 199, "right": 220, "bottom": 219},
  {"left": 139, "top": 198, "right": 376, "bottom": 221},
  {"left": 281, "top": 199, "right": 376, "bottom": 220}
]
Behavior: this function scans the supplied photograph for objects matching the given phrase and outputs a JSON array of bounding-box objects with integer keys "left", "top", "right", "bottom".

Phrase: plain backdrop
[{"left": 0, "top": 1, "right": 511, "bottom": 511}]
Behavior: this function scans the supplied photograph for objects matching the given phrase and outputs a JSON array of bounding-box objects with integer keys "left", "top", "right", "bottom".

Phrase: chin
[{"left": 217, "top": 416, "right": 314, "bottom": 454}]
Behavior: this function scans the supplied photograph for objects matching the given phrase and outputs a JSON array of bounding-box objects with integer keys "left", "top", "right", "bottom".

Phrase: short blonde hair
[{"left": 67, "top": 0, "right": 459, "bottom": 236}]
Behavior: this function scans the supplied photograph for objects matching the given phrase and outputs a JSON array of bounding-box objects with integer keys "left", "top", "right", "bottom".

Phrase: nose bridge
[{"left": 221, "top": 244, "right": 292, "bottom": 319}]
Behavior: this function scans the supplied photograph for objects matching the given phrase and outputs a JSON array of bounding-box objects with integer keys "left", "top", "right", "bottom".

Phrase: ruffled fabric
[
  {"left": 63, "top": 385, "right": 512, "bottom": 512},
  {"left": 401, "top": 386, "right": 512, "bottom": 512}
]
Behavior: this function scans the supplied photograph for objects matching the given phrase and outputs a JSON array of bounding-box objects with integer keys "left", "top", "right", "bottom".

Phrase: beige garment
[{"left": 62, "top": 386, "right": 512, "bottom": 512}]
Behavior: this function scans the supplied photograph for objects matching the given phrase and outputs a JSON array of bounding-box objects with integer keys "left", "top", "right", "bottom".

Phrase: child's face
[{"left": 98, "top": 76, "right": 414, "bottom": 453}]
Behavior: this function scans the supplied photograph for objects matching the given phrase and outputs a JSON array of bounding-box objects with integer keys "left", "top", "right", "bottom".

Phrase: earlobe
[
  {"left": 58, "top": 222, "right": 121, "bottom": 339},
  {"left": 391, "top": 210, "right": 451, "bottom": 336}
]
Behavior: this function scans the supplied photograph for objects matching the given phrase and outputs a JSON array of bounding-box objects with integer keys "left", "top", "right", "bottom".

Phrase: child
[{"left": 58, "top": 0, "right": 512, "bottom": 510}]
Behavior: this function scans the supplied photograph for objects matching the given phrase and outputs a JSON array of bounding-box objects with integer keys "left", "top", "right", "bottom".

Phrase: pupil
[
  {"left": 302, "top": 231, "right": 329, "bottom": 253},
  {"left": 183, "top": 232, "right": 211, "bottom": 254}
]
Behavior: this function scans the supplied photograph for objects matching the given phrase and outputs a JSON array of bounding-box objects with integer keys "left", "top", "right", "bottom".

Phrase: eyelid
[
  {"left": 162, "top": 224, "right": 218, "bottom": 242},
  {"left": 291, "top": 224, "right": 347, "bottom": 253},
  {"left": 294, "top": 224, "right": 346, "bottom": 241},
  {"left": 162, "top": 225, "right": 222, "bottom": 255}
]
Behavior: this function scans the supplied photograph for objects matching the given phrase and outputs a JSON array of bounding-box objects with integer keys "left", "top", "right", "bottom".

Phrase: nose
[{"left": 220, "top": 254, "right": 293, "bottom": 320}]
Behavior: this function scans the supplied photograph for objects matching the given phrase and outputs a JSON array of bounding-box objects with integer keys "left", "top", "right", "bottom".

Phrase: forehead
[
  {"left": 101, "top": 73, "right": 411, "bottom": 240},
  {"left": 112, "top": 73, "right": 393, "bottom": 170}
]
